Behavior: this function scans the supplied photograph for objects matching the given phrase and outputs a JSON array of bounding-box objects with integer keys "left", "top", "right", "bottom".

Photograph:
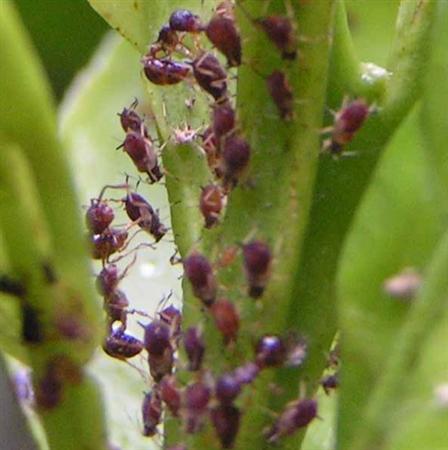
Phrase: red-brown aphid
[
  {"left": 142, "top": 57, "right": 191, "bottom": 86},
  {"left": 205, "top": 14, "right": 241, "bottom": 67},
  {"left": 324, "top": 99, "right": 370, "bottom": 155},
  {"left": 124, "top": 192, "right": 167, "bottom": 242},
  {"left": 213, "top": 103, "right": 236, "bottom": 146},
  {"left": 91, "top": 228, "right": 128, "bottom": 261},
  {"left": 242, "top": 240, "right": 272, "bottom": 298},
  {"left": 193, "top": 53, "right": 228, "bottom": 101},
  {"left": 183, "top": 251, "right": 217, "bottom": 306},
  {"left": 142, "top": 390, "right": 163, "bottom": 437},
  {"left": 200, "top": 184, "right": 226, "bottom": 228},
  {"left": 258, "top": 16, "right": 297, "bottom": 60},
  {"left": 85, "top": 199, "right": 115, "bottom": 235},
  {"left": 159, "top": 375, "right": 182, "bottom": 417},
  {"left": 266, "top": 71, "right": 294, "bottom": 120},
  {"left": 120, "top": 131, "right": 163, "bottom": 183},
  {"left": 104, "top": 289, "right": 129, "bottom": 327},
  {"left": 118, "top": 100, "right": 148, "bottom": 135},
  {"left": 211, "top": 299, "right": 239, "bottom": 345},
  {"left": 220, "top": 134, "right": 251, "bottom": 188}
]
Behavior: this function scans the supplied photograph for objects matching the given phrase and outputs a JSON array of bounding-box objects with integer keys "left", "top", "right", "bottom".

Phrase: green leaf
[{"left": 337, "top": 105, "right": 446, "bottom": 449}]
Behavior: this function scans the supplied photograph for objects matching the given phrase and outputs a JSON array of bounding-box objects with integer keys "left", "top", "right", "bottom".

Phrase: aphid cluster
[{"left": 84, "top": 3, "right": 325, "bottom": 448}]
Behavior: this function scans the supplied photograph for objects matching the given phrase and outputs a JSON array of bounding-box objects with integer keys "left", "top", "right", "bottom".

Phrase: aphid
[
  {"left": 142, "top": 57, "right": 191, "bottom": 86},
  {"left": 21, "top": 303, "right": 43, "bottom": 343},
  {"left": 211, "top": 405, "right": 241, "bottom": 449},
  {"left": 184, "top": 380, "right": 211, "bottom": 433},
  {"left": 159, "top": 375, "right": 181, "bottom": 417},
  {"left": 266, "top": 398, "right": 318, "bottom": 443},
  {"left": 258, "top": 16, "right": 297, "bottom": 60},
  {"left": 96, "top": 264, "right": 120, "bottom": 297},
  {"left": 193, "top": 53, "right": 228, "bottom": 101},
  {"left": 201, "top": 126, "right": 222, "bottom": 178},
  {"left": 154, "top": 24, "right": 180, "bottom": 54},
  {"left": 35, "top": 363, "right": 63, "bottom": 409},
  {"left": 210, "top": 299, "right": 239, "bottom": 345},
  {"left": 142, "top": 390, "right": 162, "bottom": 437},
  {"left": 91, "top": 228, "right": 128, "bottom": 261},
  {"left": 120, "top": 131, "right": 163, "bottom": 183},
  {"left": 169, "top": 9, "right": 203, "bottom": 33},
  {"left": 118, "top": 100, "right": 147, "bottom": 135},
  {"left": 215, "top": 374, "right": 241, "bottom": 405},
  {"left": 200, "top": 184, "right": 226, "bottom": 228},
  {"left": 233, "top": 362, "right": 260, "bottom": 385},
  {"left": 205, "top": 15, "right": 241, "bottom": 67},
  {"left": 220, "top": 135, "right": 251, "bottom": 188},
  {"left": 0, "top": 274, "right": 26, "bottom": 297},
  {"left": 183, "top": 251, "right": 217, "bottom": 306},
  {"left": 159, "top": 304, "right": 182, "bottom": 341},
  {"left": 143, "top": 320, "right": 174, "bottom": 381},
  {"left": 212, "top": 103, "right": 236, "bottom": 145},
  {"left": 255, "top": 335, "right": 286, "bottom": 368},
  {"left": 183, "top": 326, "right": 205, "bottom": 371},
  {"left": 242, "top": 240, "right": 272, "bottom": 298},
  {"left": 324, "top": 99, "right": 370, "bottom": 155},
  {"left": 321, "top": 373, "right": 339, "bottom": 395},
  {"left": 124, "top": 192, "right": 167, "bottom": 242},
  {"left": 104, "top": 289, "right": 129, "bottom": 326},
  {"left": 103, "top": 329, "right": 143, "bottom": 360},
  {"left": 266, "top": 71, "right": 294, "bottom": 120},
  {"left": 383, "top": 267, "right": 422, "bottom": 301},
  {"left": 85, "top": 200, "right": 115, "bottom": 235}
]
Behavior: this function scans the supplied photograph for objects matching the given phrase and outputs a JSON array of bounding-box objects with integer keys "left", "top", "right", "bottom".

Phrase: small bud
[
  {"left": 211, "top": 299, "right": 239, "bottom": 344},
  {"left": 183, "top": 327, "right": 205, "bottom": 371}
]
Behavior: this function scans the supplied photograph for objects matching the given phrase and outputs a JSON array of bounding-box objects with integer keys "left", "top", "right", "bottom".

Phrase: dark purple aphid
[
  {"left": 193, "top": 53, "right": 228, "bottom": 101},
  {"left": 213, "top": 103, "right": 236, "bottom": 144},
  {"left": 321, "top": 373, "right": 339, "bottom": 395},
  {"left": 211, "top": 405, "right": 241, "bottom": 449},
  {"left": 103, "top": 329, "right": 143, "bottom": 360},
  {"left": 35, "top": 364, "right": 63, "bottom": 409},
  {"left": 200, "top": 184, "right": 226, "bottom": 228},
  {"left": 266, "top": 398, "right": 318, "bottom": 443},
  {"left": 215, "top": 374, "right": 241, "bottom": 405},
  {"left": 21, "top": 303, "right": 43, "bottom": 343},
  {"left": 220, "top": 135, "right": 251, "bottom": 188},
  {"left": 233, "top": 362, "right": 260, "bottom": 385},
  {"left": 0, "top": 274, "right": 26, "bottom": 297},
  {"left": 85, "top": 200, "right": 115, "bottom": 235},
  {"left": 91, "top": 228, "right": 128, "bottom": 261},
  {"left": 96, "top": 264, "right": 120, "bottom": 297},
  {"left": 183, "top": 251, "right": 217, "bottom": 306},
  {"left": 142, "top": 391, "right": 162, "bottom": 437},
  {"left": 159, "top": 375, "right": 181, "bottom": 417},
  {"left": 206, "top": 15, "right": 241, "bottom": 67},
  {"left": 255, "top": 335, "right": 287, "bottom": 368},
  {"left": 159, "top": 304, "right": 182, "bottom": 341},
  {"left": 211, "top": 299, "right": 239, "bottom": 345},
  {"left": 258, "top": 16, "right": 297, "bottom": 60},
  {"left": 184, "top": 381, "right": 211, "bottom": 433},
  {"left": 266, "top": 71, "right": 294, "bottom": 120},
  {"left": 104, "top": 289, "right": 129, "bottom": 326},
  {"left": 326, "top": 99, "right": 370, "bottom": 155},
  {"left": 143, "top": 320, "right": 172, "bottom": 357},
  {"left": 183, "top": 326, "right": 205, "bottom": 371},
  {"left": 142, "top": 57, "right": 191, "bottom": 86},
  {"left": 121, "top": 131, "right": 163, "bottom": 183},
  {"left": 169, "top": 9, "right": 203, "bottom": 33},
  {"left": 148, "top": 350, "right": 174, "bottom": 382},
  {"left": 124, "top": 192, "right": 167, "bottom": 242},
  {"left": 242, "top": 240, "right": 272, "bottom": 298}
]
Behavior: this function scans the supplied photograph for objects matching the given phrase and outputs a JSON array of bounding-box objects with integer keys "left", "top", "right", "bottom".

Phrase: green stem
[{"left": 348, "top": 227, "right": 448, "bottom": 450}]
